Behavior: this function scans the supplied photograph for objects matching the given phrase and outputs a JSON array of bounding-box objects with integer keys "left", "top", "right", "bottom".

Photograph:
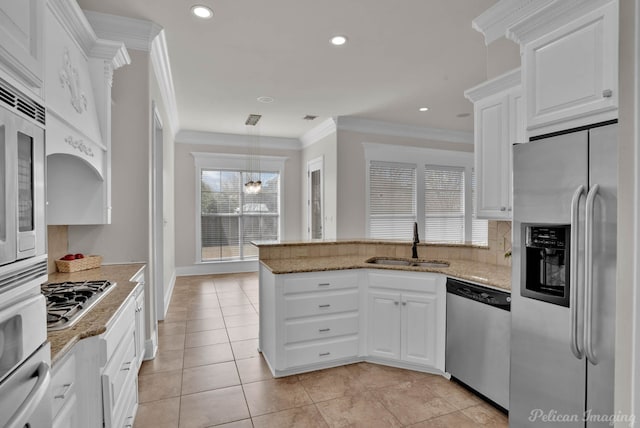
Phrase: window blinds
[
  {"left": 368, "top": 162, "right": 416, "bottom": 239},
  {"left": 424, "top": 165, "right": 465, "bottom": 243}
]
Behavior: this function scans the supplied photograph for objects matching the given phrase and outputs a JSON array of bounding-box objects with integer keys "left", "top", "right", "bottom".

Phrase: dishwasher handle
[{"left": 446, "top": 278, "right": 511, "bottom": 311}]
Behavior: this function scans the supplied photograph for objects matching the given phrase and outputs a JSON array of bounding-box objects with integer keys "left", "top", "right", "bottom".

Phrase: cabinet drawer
[
  {"left": 285, "top": 336, "right": 359, "bottom": 368},
  {"left": 103, "top": 297, "right": 135, "bottom": 360},
  {"left": 284, "top": 289, "right": 359, "bottom": 319},
  {"left": 283, "top": 272, "right": 358, "bottom": 294},
  {"left": 52, "top": 352, "right": 76, "bottom": 418},
  {"left": 285, "top": 312, "right": 359, "bottom": 344},
  {"left": 102, "top": 334, "right": 137, "bottom": 427}
]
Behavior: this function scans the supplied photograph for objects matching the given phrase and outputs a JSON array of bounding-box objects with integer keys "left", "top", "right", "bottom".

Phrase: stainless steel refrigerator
[{"left": 510, "top": 122, "right": 617, "bottom": 427}]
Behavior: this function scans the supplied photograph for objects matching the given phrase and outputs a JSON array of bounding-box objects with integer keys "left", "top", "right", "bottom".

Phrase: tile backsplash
[
  {"left": 259, "top": 220, "right": 513, "bottom": 267},
  {"left": 47, "top": 225, "right": 68, "bottom": 273}
]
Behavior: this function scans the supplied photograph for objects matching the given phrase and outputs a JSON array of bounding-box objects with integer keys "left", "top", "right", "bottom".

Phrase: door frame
[
  {"left": 307, "top": 156, "right": 324, "bottom": 240},
  {"left": 151, "top": 102, "right": 165, "bottom": 320}
]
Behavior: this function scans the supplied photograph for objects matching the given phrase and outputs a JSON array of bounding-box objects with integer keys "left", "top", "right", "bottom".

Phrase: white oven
[
  {"left": 0, "top": 255, "right": 51, "bottom": 428},
  {"left": 0, "top": 77, "right": 46, "bottom": 267}
]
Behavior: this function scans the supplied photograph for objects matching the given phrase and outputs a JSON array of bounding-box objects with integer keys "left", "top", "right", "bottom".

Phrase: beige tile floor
[{"left": 134, "top": 273, "right": 509, "bottom": 428}]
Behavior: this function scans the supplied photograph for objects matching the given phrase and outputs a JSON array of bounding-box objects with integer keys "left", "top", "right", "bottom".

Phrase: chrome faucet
[{"left": 411, "top": 222, "right": 420, "bottom": 259}]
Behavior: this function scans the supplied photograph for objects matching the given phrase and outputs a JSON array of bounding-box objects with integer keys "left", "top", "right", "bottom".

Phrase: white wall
[
  {"left": 301, "top": 132, "right": 337, "bottom": 240},
  {"left": 335, "top": 129, "right": 473, "bottom": 239},
  {"left": 68, "top": 49, "right": 150, "bottom": 263},
  {"left": 173, "top": 141, "right": 302, "bottom": 272}
]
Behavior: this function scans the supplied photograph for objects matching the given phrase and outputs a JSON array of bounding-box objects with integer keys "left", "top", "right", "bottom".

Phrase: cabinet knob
[
  {"left": 602, "top": 89, "right": 613, "bottom": 98},
  {"left": 394, "top": 301, "right": 399, "bottom": 305},
  {"left": 402, "top": 302, "right": 407, "bottom": 306},
  {"left": 500, "top": 206, "right": 507, "bottom": 212}
]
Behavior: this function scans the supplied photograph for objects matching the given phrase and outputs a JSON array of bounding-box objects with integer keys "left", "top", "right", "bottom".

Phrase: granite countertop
[
  {"left": 47, "top": 263, "right": 145, "bottom": 365},
  {"left": 260, "top": 256, "right": 511, "bottom": 291}
]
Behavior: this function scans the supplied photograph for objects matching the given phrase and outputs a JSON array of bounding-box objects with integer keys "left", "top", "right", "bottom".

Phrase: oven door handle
[
  {"left": 5, "top": 362, "right": 51, "bottom": 428},
  {"left": 569, "top": 184, "right": 585, "bottom": 359}
]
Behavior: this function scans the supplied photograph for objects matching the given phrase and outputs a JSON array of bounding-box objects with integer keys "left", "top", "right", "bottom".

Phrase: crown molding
[
  {"left": 506, "top": 0, "right": 614, "bottom": 45},
  {"left": 90, "top": 39, "right": 131, "bottom": 70},
  {"left": 336, "top": 116, "right": 473, "bottom": 145},
  {"left": 84, "top": 11, "right": 163, "bottom": 52},
  {"left": 48, "top": 0, "right": 98, "bottom": 57},
  {"left": 300, "top": 118, "right": 337, "bottom": 148},
  {"left": 472, "top": 0, "right": 554, "bottom": 45},
  {"left": 464, "top": 68, "right": 521, "bottom": 103},
  {"left": 151, "top": 30, "right": 180, "bottom": 136},
  {"left": 176, "top": 130, "right": 301, "bottom": 151}
]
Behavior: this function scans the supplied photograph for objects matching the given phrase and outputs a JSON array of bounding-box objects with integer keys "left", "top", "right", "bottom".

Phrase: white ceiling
[{"left": 77, "top": 0, "right": 499, "bottom": 139}]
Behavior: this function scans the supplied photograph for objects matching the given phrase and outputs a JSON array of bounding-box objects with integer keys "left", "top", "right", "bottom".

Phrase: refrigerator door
[
  {"left": 511, "top": 133, "right": 588, "bottom": 428},
  {"left": 584, "top": 124, "right": 617, "bottom": 426}
]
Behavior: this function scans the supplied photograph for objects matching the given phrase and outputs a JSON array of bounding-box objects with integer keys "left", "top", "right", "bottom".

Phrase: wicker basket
[{"left": 55, "top": 255, "right": 102, "bottom": 273}]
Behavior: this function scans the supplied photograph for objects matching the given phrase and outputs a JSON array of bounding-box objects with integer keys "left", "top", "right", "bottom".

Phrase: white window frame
[
  {"left": 192, "top": 152, "right": 287, "bottom": 264},
  {"left": 307, "top": 156, "right": 324, "bottom": 240},
  {"left": 363, "top": 142, "right": 484, "bottom": 244}
]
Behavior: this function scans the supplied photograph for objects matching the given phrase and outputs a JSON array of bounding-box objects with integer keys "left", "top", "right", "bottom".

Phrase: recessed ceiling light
[
  {"left": 191, "top": 5, "right": 213, "bottom": 19},
  {"left": 419, "top": 107, "right": 429, "bottom": 112},
  {"left": 330, "top": 35, "right": 348, "bottom": 46},
  {"left": 257, "top": 96, "right": 275, "bottom": 104}
]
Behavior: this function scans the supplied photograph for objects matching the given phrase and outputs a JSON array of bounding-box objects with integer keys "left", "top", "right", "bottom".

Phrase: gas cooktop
[{"left": 41, "top": 280, "right": 116, "bottom": 331}]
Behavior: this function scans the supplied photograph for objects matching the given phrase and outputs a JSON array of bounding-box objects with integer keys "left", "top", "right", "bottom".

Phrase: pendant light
[{"left": 244, "top": 114, "right": 262, "bottom": 194}]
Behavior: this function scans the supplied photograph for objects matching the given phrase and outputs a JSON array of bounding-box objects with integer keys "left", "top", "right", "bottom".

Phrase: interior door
[{"left": 307, "top": 157, "right": 323, "bottom": 240}]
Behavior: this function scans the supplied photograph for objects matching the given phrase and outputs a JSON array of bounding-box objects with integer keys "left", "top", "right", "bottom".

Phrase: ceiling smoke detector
[
  {"left": 303, "top": 115, "right": 318, "bottom": 121},
  {"left": 245, "top": 114, "right": 262, "bottom": 126}
]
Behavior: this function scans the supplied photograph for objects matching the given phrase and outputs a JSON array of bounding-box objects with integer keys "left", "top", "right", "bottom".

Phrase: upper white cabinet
[
  {"left": 465, "top": 68, "right": 522, "bottom": 220},
  {"left": 45, "top": 0, "right": 129, "bottom": 225},
  {"left": 507, "top": 0, "right": 618, "bottom": 136},
  {"left": 0, "top": 0, "right": 45, "bottom": 98}
]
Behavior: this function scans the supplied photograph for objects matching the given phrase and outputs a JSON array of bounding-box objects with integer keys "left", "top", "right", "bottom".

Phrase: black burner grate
[{"left": 41, "top": 280, "right": 115, "bottom": 330}]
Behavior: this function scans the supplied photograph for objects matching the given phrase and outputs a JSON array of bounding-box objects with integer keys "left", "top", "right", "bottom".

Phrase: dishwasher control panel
[{"left": 446, "top": 278, "right": 511, "bottom": 311}]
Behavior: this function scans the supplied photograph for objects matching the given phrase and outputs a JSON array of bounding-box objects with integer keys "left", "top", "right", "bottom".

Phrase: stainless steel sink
[{"left": 365, "top": 257, "right": 449, "bottom": 268}]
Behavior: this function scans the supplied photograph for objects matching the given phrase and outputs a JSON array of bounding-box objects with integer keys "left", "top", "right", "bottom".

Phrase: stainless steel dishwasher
[{"left": 446, "top": 277, "right": 511, "bottom": 411}]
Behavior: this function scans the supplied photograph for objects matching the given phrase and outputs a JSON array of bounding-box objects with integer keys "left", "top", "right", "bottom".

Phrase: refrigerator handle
[
  {"left": 570, "top": 184, "right": 585, "bottom": 359},
  {"left": 584, "top": 184, "right": 599, "bottom": 364}
]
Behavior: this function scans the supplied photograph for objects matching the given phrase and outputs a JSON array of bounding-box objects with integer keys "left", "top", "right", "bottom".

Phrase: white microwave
[{"left": 0, "top": 78, "right": 46, "bottom": 267}]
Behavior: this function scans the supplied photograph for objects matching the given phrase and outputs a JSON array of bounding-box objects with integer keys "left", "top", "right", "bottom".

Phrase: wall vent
[
  {"left": 303, "top": 115, "right": 318, "bottom": 121},
  {"left": 0, "top": 77, "right": 45, "bottom": 125}
]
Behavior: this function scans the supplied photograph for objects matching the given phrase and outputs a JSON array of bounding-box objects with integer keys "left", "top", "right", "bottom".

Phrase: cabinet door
[
  {"left": 400, "top": 292, "right": 438, "bottom": 366},
  {"left": 0, "top": 0, "right": 44, "bottom": 92},
  {"left": 134, "top": 289, "right": 145, "bottom": 369},
  {"left": 524, "top": 1, "right": 617, "bottom": 132},
  {"left": 367, "top": 291, "right": 401, "bottom": 360},
  {"left": 474, "top": 93, "right": 511, "bottom": 219},
  {"left": 53, "top": 394, "right": 79, "bottom": 428}
]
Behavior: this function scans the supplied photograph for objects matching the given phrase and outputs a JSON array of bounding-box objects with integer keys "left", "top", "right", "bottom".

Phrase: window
[
  {"left": 368, "top": 162, "right": 416, "bottom": 239},
  {"left": 365, "top": 144, "right": 488, "bottom": 245},
  {"left": 424, "top": 166, "right": 465, "bottom": 243},
  {"left": 194, "top": 152, "right": 285, "bottom": 263}
]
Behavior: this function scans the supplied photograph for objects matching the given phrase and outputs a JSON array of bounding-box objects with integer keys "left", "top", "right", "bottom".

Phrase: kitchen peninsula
[{"left": 255, "top": 239, "right": 511, "bottom": 380}]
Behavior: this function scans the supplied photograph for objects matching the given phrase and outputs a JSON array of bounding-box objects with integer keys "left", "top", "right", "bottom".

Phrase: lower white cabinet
[
  {"left": 367, "top": 271, "right": 446, "bottom": 372},
  {"left": 51, "top": 278, "right": 144, "bottom": 428},
  {"left": 51, "top": 350, "right": 78, "bottom": 428},
  {"left": 259, "top": 267, "right": 447, "bottom": 377}
]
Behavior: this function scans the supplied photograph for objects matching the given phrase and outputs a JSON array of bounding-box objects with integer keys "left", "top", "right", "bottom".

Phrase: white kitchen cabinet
[
  {"left": 367, "top": 271, "right": 445, "bottom": 372},
  {"left": 259, "top": 266, "right": 447, "bottom": 377},
  {"left": 260, "top": 269, "right": 361, "bottom": 376},
  {"left": 51, "top": 349, "right": 78, "bottom": 428},
  {"left": 464, "top": 68, "right": 521, "bottom": 220},
  {"left": 44, "top": 0, "right": 129, "bottom": 225},
  {"left": 0, "top": 0, "right": 44, "bottom": 98},
  {"left": 509, "top": 0, "right": 618, "bottom": 136},
  {"left": 134, "top": 283, "right": 145, "bottom": 370}
]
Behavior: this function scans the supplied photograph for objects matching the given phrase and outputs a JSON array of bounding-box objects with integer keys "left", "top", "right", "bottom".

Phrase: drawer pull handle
[
  {"left": 318, "top": 304, "right": 331, "bottom": 308},
  {"left": 54, "top": 383, "right": 73, "bottom": 400},
  {"left": 402, "top": 302, "right": 407, "bottom": 306},
  {"left": 319, "top": 328, "right": 331, "bottom": 332},
  {"left": 121, "top": 361, "right": 132, "bottom": 371},
  {"left": 319, "top": 352, "right": 331, "bottom": 357},
  {"left": 318, "top": 283, "right": 331, "bottom": 287}
]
